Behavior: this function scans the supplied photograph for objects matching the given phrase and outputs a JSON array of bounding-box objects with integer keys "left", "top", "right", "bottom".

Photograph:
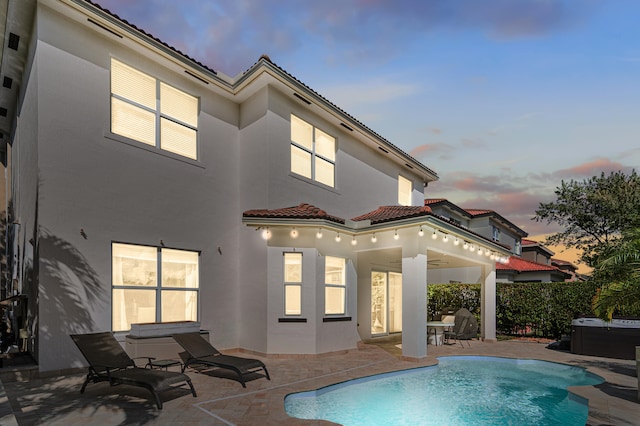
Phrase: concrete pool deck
[{"left": 0, "top": 337, "right": 637, "bottom": 425}]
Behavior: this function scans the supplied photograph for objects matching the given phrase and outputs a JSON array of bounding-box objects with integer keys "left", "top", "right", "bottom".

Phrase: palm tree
[{"left": 592, "top": 228, "right": 640, "bottom": 320}]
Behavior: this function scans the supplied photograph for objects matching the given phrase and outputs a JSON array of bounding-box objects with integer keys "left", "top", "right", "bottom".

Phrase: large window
[
  {"left": 283, "top": 252, "right": 302, "bottom": 315},
  {"left": 111, "top": 58, "right": 199, "bottom": 160},
  {"left": 398, "top": 175, "right": 412, "bottom": 206},
  {"left": 290, "top": 114, "right": 335, "bottom": 187},
  {"left": 324, "top": 256, "right": 346, "bottom": 315},
  {"left": 112, "top": 243, "right": 199, "bottom": 331}
]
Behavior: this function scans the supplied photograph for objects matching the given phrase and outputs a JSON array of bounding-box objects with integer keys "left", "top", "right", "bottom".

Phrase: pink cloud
[{"left": 554, "top": 158, "right": 635, "bottom": 179}]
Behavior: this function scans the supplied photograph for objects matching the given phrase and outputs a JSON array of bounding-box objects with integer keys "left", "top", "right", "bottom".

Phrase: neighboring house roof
[
  {"left": 551, "top": 258, "right": 578, "bottom": 271},
  {"left": 424, "top": 198, "right": 474, "bottom": 219},
  {"left": 521, "top": 238, "right": 555, "bottom": 257},
  {"left": 351, "top": 205, "right": 433, "bottom": 224},
  {"left": 497, "top": 256, "right": 571, "bottom": 281},
  {"left": 242, "top": 203, "right": 345, "bottom": 224},
  {"left": 463, "top": 208, "right": 528, "bottom": 237}
]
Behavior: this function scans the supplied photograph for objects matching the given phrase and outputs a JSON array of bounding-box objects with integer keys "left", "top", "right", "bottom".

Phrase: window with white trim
[
  {"left": 492, "top": 225, "right": 501, "bottom": 242},
  {"left": 324, "top": 256, "right": 346, "bottom": 315},
  {"left": 112, "top": 243, "right": 199, "bottom": 331},
  {"left": 290, "top": 114, "right": 335, "bottom": 187},
  {"left": 398, "top": 175, "right": 412, "bottom": 206},
  {"left": 111, "top": 58, "right": 199, "bottom": 160},
  {"left": 283, "top": 252, "right": 302, "bottom": 315}
]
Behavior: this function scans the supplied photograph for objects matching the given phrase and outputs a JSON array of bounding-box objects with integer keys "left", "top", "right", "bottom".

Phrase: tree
[
  {"left": 533, "top": 170, "right": 640, "bottom": 268},
  {"left": 591, "top": 227, "right": 640, "bottom": 320}
]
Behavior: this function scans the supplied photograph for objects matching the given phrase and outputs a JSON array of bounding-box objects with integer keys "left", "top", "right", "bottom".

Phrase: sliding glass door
[{"left": 371, "top": 271, "right": 402, "bottom": 336}]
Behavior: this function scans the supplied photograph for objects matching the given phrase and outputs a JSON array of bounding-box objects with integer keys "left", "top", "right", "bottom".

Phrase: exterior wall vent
[
  {"left": 293, "top": 93, "right": 311, "bottom": 105},
  {"left": 87, "top": 19, "right": 123, "bottom": 38},
  {"left": 8, "top": 33, "right": 19, "bottom": 50}
]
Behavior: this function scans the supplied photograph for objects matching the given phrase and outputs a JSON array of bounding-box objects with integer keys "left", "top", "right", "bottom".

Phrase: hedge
[{"left": 427, "top": 281, "right": 601, "bottom": 339}]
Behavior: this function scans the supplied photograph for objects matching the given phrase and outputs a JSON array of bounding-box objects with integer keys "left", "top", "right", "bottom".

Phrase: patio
[{"left": 0, "top": 338, "right": 637, "bottom": 425}]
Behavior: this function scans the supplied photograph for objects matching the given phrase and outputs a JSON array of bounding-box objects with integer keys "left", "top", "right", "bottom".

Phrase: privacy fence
[{"left": 427, "top": 281, "right": 601, "bottom": 339}]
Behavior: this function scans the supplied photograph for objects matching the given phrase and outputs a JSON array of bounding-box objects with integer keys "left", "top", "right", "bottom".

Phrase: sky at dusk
[{"left": 96, "top": 0, "right": 639, "bottom": 241}]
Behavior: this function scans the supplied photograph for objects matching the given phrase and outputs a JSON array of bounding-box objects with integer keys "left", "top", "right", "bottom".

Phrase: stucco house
[{"left": 0, "top": 0, "right": 512, "bottom": 374}]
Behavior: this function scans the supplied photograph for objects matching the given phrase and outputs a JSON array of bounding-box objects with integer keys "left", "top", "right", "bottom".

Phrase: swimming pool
[{"left": 285, "top": 356, "right": 603, "bottom": 425}]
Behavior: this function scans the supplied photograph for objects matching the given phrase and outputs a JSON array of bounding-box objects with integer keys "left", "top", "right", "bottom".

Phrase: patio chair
[
  {"left": 172, "top": 332, "right": 270, "bottom": 387},
  {"left": 444, "top": 308, "right": 478, "bottom": 347},
  {"left": 70, "top": 332, "right": 197, "bottom": 409}
]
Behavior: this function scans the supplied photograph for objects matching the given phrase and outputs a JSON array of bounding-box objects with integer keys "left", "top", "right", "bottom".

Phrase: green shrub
[{"left": 427, "top": 281, "right": 600, "bottom": 339}]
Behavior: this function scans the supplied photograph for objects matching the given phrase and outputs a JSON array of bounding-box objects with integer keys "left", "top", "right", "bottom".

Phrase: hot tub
[{"left": 571, "top": 317, "right": 640, "bottom": 360}]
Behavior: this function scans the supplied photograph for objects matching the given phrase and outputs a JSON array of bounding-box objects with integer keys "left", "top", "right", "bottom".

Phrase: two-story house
[{"left": 0, "top": 0, "right": 511, "bottom": 373}]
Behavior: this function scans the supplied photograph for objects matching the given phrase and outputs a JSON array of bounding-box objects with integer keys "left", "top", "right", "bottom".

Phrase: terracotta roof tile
[
  {"left": 465, "top": 209, "right": 494, "bottom": 216},
  {"left": 351, "top": 205, "right": 433, "bottom": 224},
  {"left": 496, "top": 256, "right": 560, "bottom": 272},
  {"left": 521, "top": 238, "right": 539, "bottom": 245},
  {"left": 243, "top": 203, "right": 345, "bottom": 224},
  {"left": 423, "top": 198, "right": 447, "bottom": 205}
]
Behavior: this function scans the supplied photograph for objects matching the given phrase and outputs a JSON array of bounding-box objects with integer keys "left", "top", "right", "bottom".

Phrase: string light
[
  {"left": 290, "top": 228, "right": 298, "bottom": 238},
  {"left": 371, "top": 233, "right": 377, "bottom": 243},
  {"left": 454, "top": 238, "right": 460, "bottom": 246},
  {"left": 463, "top": 241, "right": 469, "bottom": 250},
  {"left": 431, "top": 230, "right": 438, "bottom": 240},
  {"left": 351, "top": 236, "right": 357, "bottom": 246},
  {"left": 261, "top": 228, "right": 271, "bottom": 240},
  {"left": 394, "top": 230, "right": 400, "bottom": 240},
  {"left": 442, "top": 233, "right": 449, "bottom": 243},
  {"left": 316, "top": 228, "right": 323, "bottom": 239},
  {"left": 335, "top": 232, "right": 341, "bottom": 242},
  {"left": 418, "top": 226, "right": 424, "bottom": 237}
]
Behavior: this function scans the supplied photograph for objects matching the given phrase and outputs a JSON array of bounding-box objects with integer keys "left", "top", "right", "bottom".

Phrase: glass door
[
  {"left": 371, "top": 272, "right": 387, "bottom": 335},
  {"left": 371, "top": 271, "right": 402, "bottom": 336},
  {"left": 388, "top": 272, "right": 402, "bottom": 333}
]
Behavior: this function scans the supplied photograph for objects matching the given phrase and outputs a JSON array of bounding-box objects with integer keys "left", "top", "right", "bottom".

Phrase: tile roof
[
  {"left": 243, "top": 203, "right": 345, "bottom": 224},
  {"left": 464, "top": 209, "right": 494, "bottom": 216},
  {"left": 351, "top": 205, "right": 433, "bottom": 224},
  {"left": 496, "top": 256, "right": 561, "bottom": 272}
]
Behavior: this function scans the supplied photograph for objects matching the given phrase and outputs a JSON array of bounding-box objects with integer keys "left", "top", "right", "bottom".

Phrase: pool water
[{"left": 284, "top": 356, "right": 603, "bottom": 425}]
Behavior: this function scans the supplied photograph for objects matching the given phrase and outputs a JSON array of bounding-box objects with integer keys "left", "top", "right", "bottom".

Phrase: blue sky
[{"left": 97, "top": 0, "right": 639, "bottom": 237}]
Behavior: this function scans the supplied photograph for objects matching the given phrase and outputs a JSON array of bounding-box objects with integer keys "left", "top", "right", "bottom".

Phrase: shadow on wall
[{"left": 38, "top": 227, "right": 107, "bottom": 348}]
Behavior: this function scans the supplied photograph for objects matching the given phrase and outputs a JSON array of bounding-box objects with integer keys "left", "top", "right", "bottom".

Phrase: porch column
[
  {"left": 481, "top": 266, "right": 497, "bottom": 342},
  {"left": 401, "top": 246, "right": 427, "bottom": 359}
]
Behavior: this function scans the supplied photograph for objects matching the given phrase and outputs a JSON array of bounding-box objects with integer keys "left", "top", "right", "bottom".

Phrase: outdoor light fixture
[
  {"left": 335, "top": 232, "right": 341, "bottom": 242},
  {"left": 454, "top": 238, "right": 460, "bottom": 246},
  {"left": 371, "top": 233, "right": 377, "bottom": 243},
  {"left": 261, "top": 228, "right": 271, "bottom": 240},
  {"left": 463, "top": 241, "right": 469, "bottom": 250},
  {"left": 442, "top": 233, "right": 449, "bottom": 243},
  {"left": 394, "top": 230, "right": 399, "bottom": 240},
  {"left": 477, "top": 248, "right": 483, "bottom": 255},
  {"left": 418, "top": 226, "right": 424, "bottom": 237},
  {"left": 316, "top": 228, "right": 323, "bottom": 239},
  {"left": 290, "top": 227, "right": 298, "bottom": 238},
  {"left": 485, "top": 249, "right": 491, "bottom": 256},
  {"left": 431, "top": 230, "right": 438, "bottom": 239},
  {"left": 351, "top": 236, "right": 357, "bottom": 246}
]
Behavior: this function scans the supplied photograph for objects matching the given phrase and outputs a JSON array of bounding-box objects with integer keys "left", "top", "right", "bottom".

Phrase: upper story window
[
  {"left": 492, "top": 225, "right": 501, "bottom": 242},
  {"left": 112, "top": 243, "right": 199, "bottom": 331},
  {"left": 324, "top": 256, "right": 346, "bottom": 315},
  {"left": 290, "top": 114, "right": 335, "bottom": 187},
  {"left": 515, "top": 240, "right": 522, "bottom": 255},
  {"left": 283, "top": 252, "right": 302, "bottom": 315},
  {"left": 111, "top": 58, "right": 199, "bottom": 160},
  {"left": 398, "top": 175, "right": 412, "bottom": 206}
]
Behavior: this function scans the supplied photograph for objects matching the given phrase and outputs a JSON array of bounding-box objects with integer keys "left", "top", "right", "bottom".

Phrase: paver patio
[{"left": 0, "top": 338, "right": 637, "bottom": 425}]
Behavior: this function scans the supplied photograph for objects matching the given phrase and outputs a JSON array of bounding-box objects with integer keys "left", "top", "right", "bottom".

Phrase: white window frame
[
  {"left": 111, "top": 242, "right": 200, "bottom": 332},
  {"left": 492, "top": 225, "right": 501, "bottom": 242},
  {"left": 290, "top": 114, "right": 336, "bottom": 187},
  {"left": 398, "top": 175, "right": 412, "bottom": 206},
  {"left": 283, "top": 252, "right": 303, "bottom": 316},
  {"left": 324, "top": 256, "right": 346, "bottom": 315},
  {"left": 111, "top": 58, "right": 199, "bottom": 160}
]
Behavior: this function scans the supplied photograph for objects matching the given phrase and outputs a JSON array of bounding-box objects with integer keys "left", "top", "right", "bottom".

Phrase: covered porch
[{"left": 242, "top": 204, "right": 511, "bottom": 360}]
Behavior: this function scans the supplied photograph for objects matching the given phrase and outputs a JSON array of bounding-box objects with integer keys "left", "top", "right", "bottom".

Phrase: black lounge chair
[
  {"left": 172, "top": 332, "right": 270, "bottom": 387},
  {"left": 70, "top": 332, "right": 197, "bottom": 409}
]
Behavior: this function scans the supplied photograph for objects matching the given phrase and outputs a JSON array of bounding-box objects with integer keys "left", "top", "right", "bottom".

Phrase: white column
[
  {"left": 482, "top": 266, "right": 497, "bottom": 342},
  {"left": 401, "top": 247, "right": 427, "bottom": 359}
]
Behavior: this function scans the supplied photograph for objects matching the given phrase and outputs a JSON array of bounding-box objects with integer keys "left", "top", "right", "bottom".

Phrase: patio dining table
[{"left": 427, "top": 321, "right": 455, "bottom": 346}]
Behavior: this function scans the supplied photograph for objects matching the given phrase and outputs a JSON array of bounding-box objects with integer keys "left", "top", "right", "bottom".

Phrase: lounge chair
[
  {"left": 70, "top": 332, "right": 197, "bottom": 409},
  {"left": 172, "top": 332, "right": 270, "bottom": 387},
  {"left": 444, "top": 308, "right": 478, "bottom": 347}
]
